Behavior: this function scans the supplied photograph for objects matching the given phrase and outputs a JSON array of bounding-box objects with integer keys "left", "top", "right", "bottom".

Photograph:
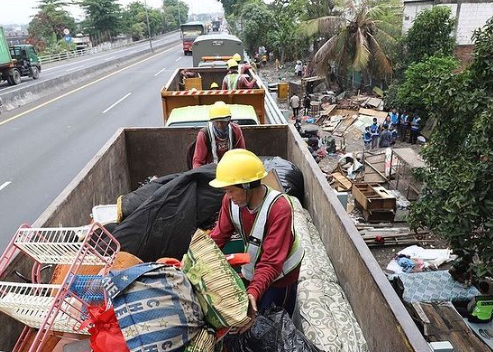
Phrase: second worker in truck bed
[{"left": 192, "top": 101, "right": 246, "bottom": 169}]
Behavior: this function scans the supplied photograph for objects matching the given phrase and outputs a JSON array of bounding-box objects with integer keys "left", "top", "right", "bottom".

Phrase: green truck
[{"left": 0, "top": 27, "right": 41, "bottom": 85}]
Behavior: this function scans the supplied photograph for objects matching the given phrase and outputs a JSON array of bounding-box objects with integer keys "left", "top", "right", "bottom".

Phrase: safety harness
[
  {"left": 229, "top": 188, "right": 304, "bottom": 281},
  {"left": 206, "top": 122, "right": 234, "bottom": 164}
]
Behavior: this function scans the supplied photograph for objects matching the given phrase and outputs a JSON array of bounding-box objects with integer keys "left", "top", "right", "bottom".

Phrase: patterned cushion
[
  {"left": 182, "top": 229, "right": 249, "bottom": 330},
  {"left": 291, "top": 197, "right": 369, "bottom": 352}
]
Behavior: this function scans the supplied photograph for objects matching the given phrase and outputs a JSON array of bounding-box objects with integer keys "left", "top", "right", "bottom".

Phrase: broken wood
[{"left": 332, "top": 172, "right": 352, "bottom": 191}]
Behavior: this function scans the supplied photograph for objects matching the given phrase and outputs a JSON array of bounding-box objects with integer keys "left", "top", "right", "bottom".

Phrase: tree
[
  {"left": 78, "top": 0, "right": 122, "bottom": 39},
  {"left": 219, "top": 0, "right": 242, "bottom": 16},
  {"left": 28, "top": 0, "right": 76, "bottom": 50},
  {"left": 162, "top": 0, "right": 189, "bottom": 31},
  {"left": 405, "top": 6, "right": 456, "bottom": 64},
  {"left": 387, "top": 56, "right": 459, "bottom": 119},
  {"left": 408, "top": 18, "right": 493, "bottom": 284},
  {"left": 240, "top": 1, "right": 275, "bottom": 53},
  {"left": 122, "top": 2, "right": 164, "bottom": 39},
  {"left": 313, "top": 2, "right": 399, "bottom": 88}
]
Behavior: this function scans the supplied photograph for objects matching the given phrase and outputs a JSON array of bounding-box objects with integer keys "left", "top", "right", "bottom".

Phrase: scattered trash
[{"left": 386, "top": 245, "right": 457, "bottom": 273}]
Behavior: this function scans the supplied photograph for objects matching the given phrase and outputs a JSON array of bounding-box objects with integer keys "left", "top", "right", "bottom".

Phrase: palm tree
[{"left": 312, "top": 1, "right": 400, "bottom": 89}]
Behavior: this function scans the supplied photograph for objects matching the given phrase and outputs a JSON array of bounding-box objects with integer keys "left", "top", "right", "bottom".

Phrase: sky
[{"left": 0, "top": 0, "right": 224, "bottom": 26}]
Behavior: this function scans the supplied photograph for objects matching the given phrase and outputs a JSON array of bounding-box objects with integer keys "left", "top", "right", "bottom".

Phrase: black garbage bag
[
  {"left": 119, "top": 174, "right": 181, "bottom": 221},
  {"left": 112, "top": 164, "right": 224, "bottom": 262},
  {"left": 224, "top": 308, "right": 320, "bottom": 352},
  {"left": 262, "top": 157, "right": 304, "bottom": 202}
]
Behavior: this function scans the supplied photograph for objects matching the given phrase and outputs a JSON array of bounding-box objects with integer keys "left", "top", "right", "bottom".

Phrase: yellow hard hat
[
  {"left": 227, "top": 58, "right": 238, "bottom": 69},
  {"left": 210, "top": 82, "right": 219, "bottom": 89},
  {"left": 232, "top": 53, "right": 241, "bottom": 62},
  {"left": 209, "top": 101, "right": 231, "bottom": 120},
  {"left": 210, "top": 149, "right": 268, "bottom": 188}
]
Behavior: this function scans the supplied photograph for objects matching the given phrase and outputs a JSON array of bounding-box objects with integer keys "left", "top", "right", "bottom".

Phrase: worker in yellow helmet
[
  {"left": 191, "top": 101, "right": 246, "bottom": 169},
  {"left": 222, "top": 59, "right": 257, "bottom": 90},
  {"left": 209, "top": 149, "right": 304, "bottom": 333},
  {"left": 210, "top": 82, "right": 219, "bottom": 90},
  {"left": 232, "top": 52, "right": 253, "bottom": 75}
]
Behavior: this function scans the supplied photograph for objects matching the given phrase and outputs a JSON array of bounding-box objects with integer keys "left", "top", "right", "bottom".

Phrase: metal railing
[{"left": 38, "top": 30, "right": 179, "bottom": 65}]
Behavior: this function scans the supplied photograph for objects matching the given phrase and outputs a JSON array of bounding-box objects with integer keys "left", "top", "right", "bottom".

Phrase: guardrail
[
  {"left": 38, "top": 30, "right": 179, "bottom": 65},
  {"left": 245, "top": 54, "right": 286, "bottom": 125}
]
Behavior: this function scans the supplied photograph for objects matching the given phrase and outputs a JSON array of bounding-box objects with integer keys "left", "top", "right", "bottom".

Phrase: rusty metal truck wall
[{"left": 123, "top": 126, "right": 288, "bottom": 189}]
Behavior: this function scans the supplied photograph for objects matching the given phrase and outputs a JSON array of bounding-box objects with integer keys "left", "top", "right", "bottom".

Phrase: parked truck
[
  {"left": 0, "top": 27, "right": 41, "bottom": 86},
  {"left": 0, "top": 125, "right": 431, "bottom": 352}
]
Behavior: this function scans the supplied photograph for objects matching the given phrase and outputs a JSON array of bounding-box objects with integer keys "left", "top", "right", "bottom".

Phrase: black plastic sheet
[
  {"left": 224, "top": 308, "right": 320, "bottom": 352},
  {"left": 112, "top": 164, "right": 224, "bottom": 262},
  {"left": 262, "top": 157, "right": 305, "bottom": 203}
]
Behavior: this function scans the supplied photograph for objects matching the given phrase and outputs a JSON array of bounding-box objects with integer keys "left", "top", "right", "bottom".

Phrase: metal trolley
[{"left": 0, "top": 223, "right": 120, "bottom": 352}]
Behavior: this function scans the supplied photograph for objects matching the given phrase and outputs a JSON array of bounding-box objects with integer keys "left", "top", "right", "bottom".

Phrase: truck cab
[
  {"left": 165, "top": 104, "right": 260, "bottom": 127},
  {"left": 0, "top": 44, "right": 41, "bottom": 85}
]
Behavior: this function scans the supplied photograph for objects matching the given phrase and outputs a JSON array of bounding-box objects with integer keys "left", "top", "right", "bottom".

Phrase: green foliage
[
  {"left": 27, "top": 0, "right": 76, "bottom": 49},
  {"left": 219, "top": 0, "right": 243, "bottom": 16},
  {"left": 78, "top": 0, "right": 122, "bottom": 37},
  {"left": 388, "top": 56, "right": 459, "bottom": 119},
  {"left": 312, "top": 2, "right": 401, "bottom": 88},
  {"left": 408, "top": 19, "right": 493, "bottom": 283},
  {"left": 240, "top": 1, "right": 275, "bottom": 52},
  {"left": 405, "top": 6, "right": 456, "bottom": 64},
  {"left": 121, "top": 2, "right": 164, "bottom": 39},
  {"left": 162, "top": 0, "right": 189, "bottom": 31}
]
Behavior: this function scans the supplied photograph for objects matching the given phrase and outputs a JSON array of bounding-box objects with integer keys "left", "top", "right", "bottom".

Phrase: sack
[
  {"left": 112, "top": 164, "right": 224, "bottom": 262},
  {"left": 103, "top": 263, "right": 204, "bottom": 352},
  {"left": 82, "top": 306, "right": 129, "bottom": 352},
  {"left": 262, "top": 157, "right": 305, "bottom": 203},
  {"left": 224, "top": 307, "right": 321, "bottom": 352},
  {"left": 182, "top": 229, "right": 249, "bottom": 330}
]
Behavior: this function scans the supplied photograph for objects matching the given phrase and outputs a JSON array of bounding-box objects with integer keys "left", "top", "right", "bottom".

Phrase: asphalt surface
[
  {"left": 0, "top": 31, "right": 181, "bottom": 93},
  {"left": 0, "top": 42, "right": 189, "bottom": 251}
]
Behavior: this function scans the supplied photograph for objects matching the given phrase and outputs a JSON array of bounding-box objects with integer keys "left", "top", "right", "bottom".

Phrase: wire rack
[{"left": 0, "top": 222, "right": 120, "bottom": 352}]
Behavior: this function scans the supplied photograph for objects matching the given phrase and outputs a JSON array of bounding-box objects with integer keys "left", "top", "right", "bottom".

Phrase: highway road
[
  {"left": 0, "top": 41, "right": 190, "bottom": 251},
  {"left": 0, "top": 31, "right": 181, "bottom": 93}
]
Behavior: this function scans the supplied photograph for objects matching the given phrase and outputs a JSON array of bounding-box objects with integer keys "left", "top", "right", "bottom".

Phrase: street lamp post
[{"left": 143, "top": 0, "right": 154, "bottom": 52}]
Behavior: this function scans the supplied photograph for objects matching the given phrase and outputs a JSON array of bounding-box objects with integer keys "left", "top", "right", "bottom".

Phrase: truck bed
[
  {"left": 0, "top": 125, "right": 430, "bottom": 351},
  {"left": 161, "top": 67, "right": 267, "bottom": 124}
]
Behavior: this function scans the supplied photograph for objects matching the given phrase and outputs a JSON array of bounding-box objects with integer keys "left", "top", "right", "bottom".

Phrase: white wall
[
  {"left": 402, "top": 1, "right": 493, "bottom": 45},
  {"left": 456, "top": 2, "right": 493, "bottom": 44}
]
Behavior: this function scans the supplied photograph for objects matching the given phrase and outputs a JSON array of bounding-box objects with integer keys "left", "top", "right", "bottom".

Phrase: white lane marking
[
  {"left": 0, "top": 44, "right": 181, "bottom": 127},
  {"left": 104, "top": 56, "right": 116, "bottom": 61},
  {"left": 130, "top": 49, "right": 138, "bottom": 53},
  {"left": 42, "top": 67, "right": 59, "bottom": 72},
  {"left": 102, "top": 93, "right": 132, "bottom": 114},
  {"left": 0, "top": 181, "right": 12, "bottom": 192},
  {"left": 175, "top": 56, "right": 182, "bottom": 62},
  {"left": 66, "top": 65, "right": 85, "bottom": 72},
  {"left": 154, "top": 67, "right": 167, "bottom": 77}
]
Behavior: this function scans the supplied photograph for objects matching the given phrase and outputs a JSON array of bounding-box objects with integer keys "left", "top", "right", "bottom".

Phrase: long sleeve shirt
[
  {"left": 222, "top": 73, "right": 257, "bottom": 90},
  {"left": 192, "top": 123, "right": 245, "bottom": 168},
  {"left": 210, "top": 194, "right": 300, "bottom": 302}
]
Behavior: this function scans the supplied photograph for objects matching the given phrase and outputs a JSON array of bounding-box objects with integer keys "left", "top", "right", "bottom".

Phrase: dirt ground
[{"left": 258, "top": 60, "right": 451, "bottom": 274}]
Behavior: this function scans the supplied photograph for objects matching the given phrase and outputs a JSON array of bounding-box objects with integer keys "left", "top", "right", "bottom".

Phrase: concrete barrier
[{"left": 0, "top": 34, "right": 181, "bottom": 112}]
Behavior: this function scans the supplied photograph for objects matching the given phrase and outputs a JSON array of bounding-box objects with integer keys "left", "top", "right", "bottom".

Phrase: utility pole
[
  {"left": 143, "top": 0, "right": 154, "bottom": 52},
  {"left": 178, "top": 2, "right": 182, "bottom": 26}
]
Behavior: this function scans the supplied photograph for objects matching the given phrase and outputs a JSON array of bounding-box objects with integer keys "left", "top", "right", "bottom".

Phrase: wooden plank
[
  {"left": 364, "top": 161, "right": 387, "bottom": 181},
  {"left": 359, "top": 108, "right": 388, "bottom": 119},
  {"left": 332, "top": 172, "right": 352, "bottom": 191}
]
